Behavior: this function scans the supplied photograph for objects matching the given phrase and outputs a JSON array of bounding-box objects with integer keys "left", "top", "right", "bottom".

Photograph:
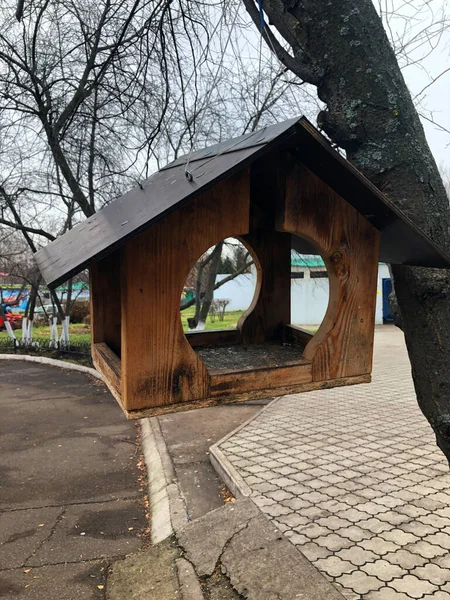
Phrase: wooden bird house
[{"left": 35, "top": 117, "right": 450, "bottom": 419}]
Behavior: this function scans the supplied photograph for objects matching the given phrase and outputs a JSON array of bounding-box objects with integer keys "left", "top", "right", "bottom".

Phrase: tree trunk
[
  {"left": 197, "top": 242, "right": 224, "bottom": 328},
  {"left": 65, "top": 278, "right": 73, "bottom": 315},
  {"left": 180, "top": 258, "right": 254, "bottom": 313},
  {"left": 246, "top": 0, "right": 450, "bottom": 461}
]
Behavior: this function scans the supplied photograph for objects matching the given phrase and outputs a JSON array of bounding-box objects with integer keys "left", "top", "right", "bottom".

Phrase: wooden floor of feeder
[
  {"left": 196, "top": 342, "right": 305, "bottom": 371},
  {"left": 92, "top": 339, "right": 371, "bottom": 420}
]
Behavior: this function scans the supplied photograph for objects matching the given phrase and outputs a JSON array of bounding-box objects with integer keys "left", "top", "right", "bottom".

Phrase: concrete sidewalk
[
  {"left": 0, "top": 362, "right": 147, "bottom": 600},
  {"left": 212, "top": 326, "right": 450, "bottom": 599}
]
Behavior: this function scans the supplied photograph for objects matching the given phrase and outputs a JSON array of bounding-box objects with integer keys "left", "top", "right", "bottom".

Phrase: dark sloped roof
[{"left": 35, "top": 116, "right": 450, "bottom": 288}]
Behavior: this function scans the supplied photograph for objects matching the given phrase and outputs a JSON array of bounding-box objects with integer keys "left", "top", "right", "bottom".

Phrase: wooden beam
[
  {"left": 185, "top": 329, "right": 241, "bottom": 348},
  {"left": 118, "top": 373, "right": 371, "bottom": 420},
  {"left": 239, "top": 155, "right": 291, "bottom": 344},
  {"left": 239, "top": 231, "right": 291, "bottom": 344},
  {"left": 90, "top": 251, "right": 121, "bottom": 357},
  {"left": 92, "top": 342, "right": 121, "bottom": 403},
  {"left": 279, "top": 161, "right": 380, "bottom": 381},
  {"left": 209, "top": 360, "right": 312, "bottom": 397},
  {"left": 284, "top": 324, "right": 314, "bottom": 351}
]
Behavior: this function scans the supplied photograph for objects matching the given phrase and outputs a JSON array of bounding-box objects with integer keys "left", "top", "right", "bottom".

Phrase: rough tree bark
[
  {"left": 189, "top": 242, "right": 224, "bottom": 330},
  {"left": 243, "top": 0, "right": 450, "bottom": 461}
]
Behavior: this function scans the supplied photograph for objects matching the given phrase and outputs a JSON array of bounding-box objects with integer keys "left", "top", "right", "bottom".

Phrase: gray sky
[
  {"left": 245, "top": 0, "right": 450, "bottom": 171},
  {"left": 377, "top": 0, "right": 450, "bottom": 172},
  {"left": 414, "top": 56, "right": 450, "bottom": 173}
]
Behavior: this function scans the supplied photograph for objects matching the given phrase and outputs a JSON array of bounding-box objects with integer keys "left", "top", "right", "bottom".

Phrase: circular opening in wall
[
  {"left": 180, "top": 237, "right": 258, "bottom": 333},
  {"left": 291, "top": 235, "right": 330, "bottom": 334},
  {"left": 181, "top": 233, "right": 330, "bottom": 374}
]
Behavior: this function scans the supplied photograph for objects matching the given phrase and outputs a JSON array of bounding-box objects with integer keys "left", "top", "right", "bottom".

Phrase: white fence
[{"left": 215, "top": 264, "right": 391, "bottom": 326}]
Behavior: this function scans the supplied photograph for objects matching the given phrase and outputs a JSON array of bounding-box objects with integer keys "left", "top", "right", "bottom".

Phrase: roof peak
[{"left": 162, "top": 116, "right": 303, "bottom": 171}]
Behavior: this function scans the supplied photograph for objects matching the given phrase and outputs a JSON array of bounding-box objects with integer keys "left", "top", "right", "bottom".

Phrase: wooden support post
[
  {"left": 90, "top": 250, "right": 121, "bottom": 356},
  {"left": 278, "top": 161, "right": 380, "bottom": 381},
  {"left": 239, "top": 155, "right": 291, "bottom": 344},
  {"left": 239, "top": 231, "right": 291, "bottom": 344},
  {"left": 120, "top": 171, "right": 250, "bottom": 412}
]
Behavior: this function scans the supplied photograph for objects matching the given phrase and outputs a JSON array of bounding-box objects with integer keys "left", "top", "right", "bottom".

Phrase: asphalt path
[{"left": 0, "top": 361, "right": 147, "bottom": 600}]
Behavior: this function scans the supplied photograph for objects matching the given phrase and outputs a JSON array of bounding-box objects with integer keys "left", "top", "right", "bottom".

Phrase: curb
[
  {"left": 176, "top": 558, "right": 205, "bottom": 600},
  {"left": 140, "top": 418, "right": 203, "bottom": 599},
  {"left": 209, "top": 396, "right": 282, "bottom": 499},
  {"left": 140, "top": 417, "right": 188, "bottom": 544},
  {"left": 0, "top": 353, "right": 103, "bottom": 380},
  {"left": 140, "top": 406, "right": 345, "bottom": 600}
]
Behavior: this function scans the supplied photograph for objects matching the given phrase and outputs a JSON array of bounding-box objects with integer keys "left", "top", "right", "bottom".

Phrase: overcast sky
[
  {"left": 243, "top": 0, "right": 450, "bottom": 172},
  {"left": 414, "top": 58, "right": 450, "bottom": 173},
  {"left": 398, "top": 8, "right": 450, "bottom": 172},
  {"left": 373, "top": 0, "right": 450, "bottom": 172}
]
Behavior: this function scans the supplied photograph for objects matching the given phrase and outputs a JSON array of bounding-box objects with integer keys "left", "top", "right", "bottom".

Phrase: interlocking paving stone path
[{"left": 217, "top": 327, "right": 450, "bottom": 599}]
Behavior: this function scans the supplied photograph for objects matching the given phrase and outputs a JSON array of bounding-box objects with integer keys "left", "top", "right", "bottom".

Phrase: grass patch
[
  {"left": 0, "top": 314, "right": 318, "bottom": 340},
  {"left": 0, "top": 322, "right": 91, "bottom": 344},
  {"left": 180, "top": 307, "right": 245, "bottom": 331},
  {"left": 0, "top": 310, "right": 245, "bottom": 343}
]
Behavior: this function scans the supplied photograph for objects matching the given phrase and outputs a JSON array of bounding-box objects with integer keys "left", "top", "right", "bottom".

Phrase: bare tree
[
  {"left": 0, "top": 0, "right": 315, "bottom": 345},
  {"left": 0, "top": 0, "right": 176, "bottom": 229},
  {"left": 0, "top": 0, "right": 314, "bottom": 247},
  {"left": 181, "top": 239, "right": 255, "bottom": 330}
]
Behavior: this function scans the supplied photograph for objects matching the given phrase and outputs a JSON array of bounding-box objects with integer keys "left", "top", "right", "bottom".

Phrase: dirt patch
[{"left": 107, "top": 537, "right": 180, "bottom": 600}]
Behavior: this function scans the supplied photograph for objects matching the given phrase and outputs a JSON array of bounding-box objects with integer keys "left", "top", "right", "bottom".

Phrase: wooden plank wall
[
  {"left": 92, "top": 342, "right": 122, "bottom": 403},
  {"left": 279, "top": 161, "right": 380, "bottom": 381},
  {"left": 90, "top": 250, "right": 122, "bottom": 357},
  {"left": 120, "top": 170, "right": 251, "bottom": 411},
  {"left": 284, "top": 324, "right": 314, "bottom": 351}
]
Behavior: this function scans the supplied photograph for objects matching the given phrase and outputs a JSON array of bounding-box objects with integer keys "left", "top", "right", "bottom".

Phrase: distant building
[{"left": 215, "top": 257, "right": 393, "bottom": 326}]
